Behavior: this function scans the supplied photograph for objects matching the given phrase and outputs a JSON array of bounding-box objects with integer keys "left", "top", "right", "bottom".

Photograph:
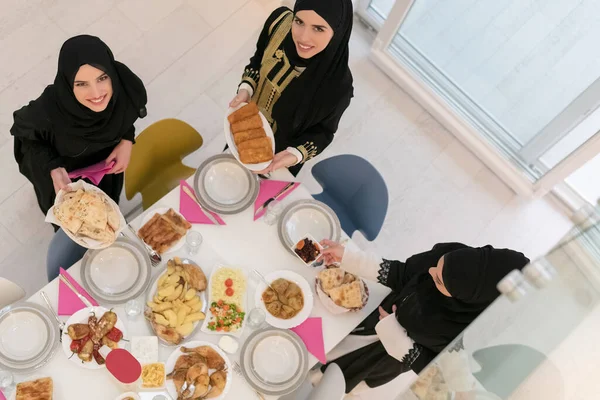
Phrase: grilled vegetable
[{"left": 67, "top": 323, "right": 91, "bottom": 340}]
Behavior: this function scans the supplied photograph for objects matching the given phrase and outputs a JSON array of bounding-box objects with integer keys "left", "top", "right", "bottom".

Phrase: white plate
[
  {"left": 204, "top": 161, "right": 251, "bottom": 205},
  {"left": 165, "top": 341, "right": 232, "bottom": 400},
  {"left": 61, "top": 307, "right": 127, "bottom": 370},
  {"left": 145, "top": 260, "right": 208, "bottom": 346},
  {"left": 201, "top": 266, "right": 248, "bottom": 337},
  {"left": 139, "top": 207, "right": 187, "bottom": 254},
  {"left": 224, "top": 102, "right": 275, "bottom": 171},
  {"left": 252, "top": 335, "right": 300, "bottom": 383},
  {"left": 254, "top": 270, "right": 314, "bottom": 329}
]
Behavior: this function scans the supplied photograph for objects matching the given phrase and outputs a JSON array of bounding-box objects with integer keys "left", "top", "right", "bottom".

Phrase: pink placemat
[
  {"left": 291, "top": 317, "right": 326, "bottom": 364},
  {"left": 68, "top": 160, "right": 115, "bottom": 185},
  {"left": 254, "top": 180, "right": 300, "bottom": 220},
  {"left": 179, "top": 180, "right": 225, "bottom": 225},
  {"left": 58, "top": 267, "right": 99, "bottom": 316}
]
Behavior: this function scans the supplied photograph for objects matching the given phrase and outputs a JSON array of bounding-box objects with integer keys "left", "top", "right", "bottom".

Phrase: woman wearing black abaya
[
  {"left": 318, "top": 240, "right": 530, "bottom": 395},
  {"left": 229, "top": 0, "right": 354, "bottom": 176},
  {"left": 11, "top": 35, "right": 147, "bottom": 280}
]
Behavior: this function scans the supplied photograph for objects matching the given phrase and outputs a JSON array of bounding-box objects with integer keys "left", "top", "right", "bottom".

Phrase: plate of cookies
[{"left": 225, "top": 102, "right": 275, "bottom": 171}]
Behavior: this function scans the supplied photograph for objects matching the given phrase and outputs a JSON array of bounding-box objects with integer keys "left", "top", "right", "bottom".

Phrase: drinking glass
[
  {"left": 0, "top": 370, "right": 14, "bottom": 393},
  {"left": 263, "top": 200, "right": 283, "bottom": 225},
  {"left": 246, "top": 308, "right": 266, "bottom": 329},
  {"left": 186, "top": 231, "right": 203, "bottom": 255},
  {"left": 125, "top": 298, "right": 142, "bottom": 319}
]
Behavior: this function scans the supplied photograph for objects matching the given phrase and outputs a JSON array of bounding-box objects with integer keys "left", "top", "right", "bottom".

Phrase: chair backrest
[
  {"left": 312, "top": 155, "right": 388, "bottom": 241},
  {"left": 0, "top": 278, "right": 26, "bottom": 309},
  {"left": 125, "top": 118, "right": 203, "bottom": 201},
  {"left": 307, "top": 363, "right": 345, "bottom": 400}
]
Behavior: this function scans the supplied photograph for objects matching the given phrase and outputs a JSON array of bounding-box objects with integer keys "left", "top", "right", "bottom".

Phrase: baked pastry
[
  {"left": 239, "top": 147, "right": 274, "bottom": 164},
  {"left": 77, "top": 192, "right": 108, "bottom": 230},
  {"left": 233, "top": 128, "right": 266, "bottom": 145},
  {"left": 227, "top": 102, "right": 259, "bottom": 124},
  {"left": 16, "top": 377, "right": 53, "bottom": 400},
  {"left": 138, "top": 209, "right": 191, "bottom": 254},
  {"left": 318, "top": 268, "right": 346, "bottom": 291},
  {"left": 328, "top": 280, "right": 363, "bottom": 309},
  {"left": 237, "top": 137, "right": 272, "bottom": 152},
  {"left": 231, "top": 115, "right": 262, "bottom": 133}
]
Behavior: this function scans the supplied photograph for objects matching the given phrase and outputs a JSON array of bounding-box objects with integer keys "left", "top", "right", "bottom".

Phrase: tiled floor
[{"left": 0, "top": 1, "right": 576, "bottom": 398}]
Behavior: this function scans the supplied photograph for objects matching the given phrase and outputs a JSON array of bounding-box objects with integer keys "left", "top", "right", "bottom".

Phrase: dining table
[{"left": 14, "top": 168, "right": 391, "bottom": 400}]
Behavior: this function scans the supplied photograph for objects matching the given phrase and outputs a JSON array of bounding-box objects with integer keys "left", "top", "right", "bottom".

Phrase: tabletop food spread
[{"left": 0, "top": 103, "right": 391, "bottom": 400}]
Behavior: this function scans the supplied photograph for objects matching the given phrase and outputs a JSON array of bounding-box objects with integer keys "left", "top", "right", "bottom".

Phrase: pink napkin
[
  {"left": 254, "top": 180, "right": 300, "bottom": 220},
  {"left": 68, "top": 160, "right": 115, "bottom": 185},
  {"left": 0, "top": 389, "right": 6, "bottom": 400},
  {"left": 58, "top": 267, "right": 99, "bottom": 316},
  {"left": 291, "top": 317, "right": 326, "bottom": 364},
  {"left": 179, "top": 180, "right": 225, "bottom": 225}
]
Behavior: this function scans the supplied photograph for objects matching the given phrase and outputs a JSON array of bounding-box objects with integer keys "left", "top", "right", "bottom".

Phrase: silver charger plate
[
  {"left": 0, "top": 302, "right": 59, "bottom": 373},
  {"left": 278, "top": 199, "right": 342, "bottom": 254},
  {"left": 81, "top": 237, "right": 152, "bottom": 305},
  {"left": 193, "top": 154, "right": 259, "bottom": 214},
  {"left": 239, "top": 328, "right": 309, "bottom": 396}
]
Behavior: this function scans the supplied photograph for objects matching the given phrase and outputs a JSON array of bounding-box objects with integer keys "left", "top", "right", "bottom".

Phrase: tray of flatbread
[
  {"left": 315, "top": 266, "right": 369, "bottom": 314},
  {"left": 224, "top": 102, "right": 275, "bottom": 171},
  {"left": 45, "top": 180, "right": 126, "bottom": 249}
]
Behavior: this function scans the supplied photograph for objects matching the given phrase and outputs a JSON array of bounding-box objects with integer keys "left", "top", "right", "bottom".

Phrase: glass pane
[
  {"left": 366, "top": 0, "right": 396, "bottom": 22},
  {"left": 397, "top": 206, "right": 600, "bottom": 399},
  {"left": 389, "top": 0, "right": 600, "bottom": 183}
]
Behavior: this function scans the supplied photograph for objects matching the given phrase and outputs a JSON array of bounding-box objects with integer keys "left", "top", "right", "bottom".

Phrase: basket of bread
[
  {"left": 315, "top": 266, "right": 369, "bottom": 314},
  {"left": 45, "top": 180, "right": 125, "bottom": 249}
]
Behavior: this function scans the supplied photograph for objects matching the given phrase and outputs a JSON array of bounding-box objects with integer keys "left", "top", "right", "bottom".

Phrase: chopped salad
[{"left": 207, "top": 300, "right": 245, "bottom": 332}]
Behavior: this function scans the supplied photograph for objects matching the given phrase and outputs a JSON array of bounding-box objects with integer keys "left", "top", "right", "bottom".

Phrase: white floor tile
[
  {"left": 0, "top": 224, "right": 20, "bottom": 265},
  {"left": 0, "top": 0, "right": 45, "bottom": 41},
  {"left": 117, "top": 4, "right": 211, "bottom": 84},
  {"left": 43, "top": 0, "right": 117, "bottom": 36},
  {"left": 0, "top": 140, "right": 28, "bottom": 204},
  {"left": 186, "top": 0, "right": 250, "bottom": 29},
  {"left": 0, "top": 184, "right": 50, "bottom": 244},
  {"left": 176, "top": 94, "right": 224, "bottom": 149},
  {"left": 85, "top": 7, "right": 143, "bottom": 56},
  {"left": 117, "top": 0, "right": 184, "bottom": 32},
  {"left": 432, "top": 138, "right": 484, "bottom": 189}
]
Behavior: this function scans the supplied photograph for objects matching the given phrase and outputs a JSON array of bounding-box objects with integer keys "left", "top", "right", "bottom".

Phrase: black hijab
[
  {"left": 274, "top": 0, "right": 354, "bottom": 134},
  {"left": 371, "top": 245, "right": 530, "bottom": 353}
]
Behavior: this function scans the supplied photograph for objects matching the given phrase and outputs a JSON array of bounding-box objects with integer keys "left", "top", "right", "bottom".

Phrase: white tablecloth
[{"left": 19, "top": 169, "right": 391, "bottom": 400}]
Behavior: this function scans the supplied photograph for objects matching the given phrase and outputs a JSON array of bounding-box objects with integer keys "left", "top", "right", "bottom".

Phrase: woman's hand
[
  {"left": 378, "top": 305, "right": 397, "bottom": 321},
  {"left": 320, "top": 239, "right": 345, "bottom": 264},
  {"left": 106, "top": 139, "right": 133, "bottom": 174},
  {"left": 254, "top": 150, "right": 298, "bottom": 175},
  {"left": 229, "top": 89, "right": 251, "bottom": 108},
  {"left": 50, "top": 167, "right": 72, "bottom": 195}
]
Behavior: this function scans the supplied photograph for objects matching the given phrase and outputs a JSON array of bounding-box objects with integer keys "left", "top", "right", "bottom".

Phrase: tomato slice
[
  {"left": 225, "top": 287, "right": 234, "bottom": 296},
  {"left": 223, "top": 304, "right": 230, "bottom": 311},
  {"left": 225, "top": 278, "right": 233, "bottom": 287},
  {"left": 217, "top": 299, "right": 224, "bottom": 306}
]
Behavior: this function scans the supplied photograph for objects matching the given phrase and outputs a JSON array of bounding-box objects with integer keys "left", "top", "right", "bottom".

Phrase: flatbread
[
  {"left": 53, "top": 197, "right": 84, "bottom": 233},
  {"left": 237, "top": 137, "right": 272, "bottom": 152},
  {"left": 105, "top": 200, "right": 120, "bottom": 231},
  {"left": 16, "top": 377, "right": 53, "bottom": 400},
  {"left": 329, "top": 280, "right": 363, "bottom": 309},
  {"left": 239, "top": 147, "right": 273, "bottom": 164},
  {"left": 78, "top": 223, "right": 114, "bottom": 243},
  {"left": 233, "top": 128, "right": 266, "bottom": 145},
  {"left": 231, "top": 115, "right": 262, "bottom": 133},
  {"left": 318, "top": 268, "right": 345, "bottom": 291},
  {"left": 76, "top": 192, "right": 108, "bottom": 230},
  {"left": 227, "top": 102, "right": 259, "bottom": 124}
]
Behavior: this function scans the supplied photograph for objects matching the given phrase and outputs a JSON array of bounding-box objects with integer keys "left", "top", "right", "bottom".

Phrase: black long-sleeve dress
[{"left": 239, "top": 7, "right": 353, "bottom": 175}]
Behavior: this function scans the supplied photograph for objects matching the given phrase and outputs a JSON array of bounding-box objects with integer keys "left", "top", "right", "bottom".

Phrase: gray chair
[
  {"left": 280, "top": 364, "right": 346, "bottom": 400},
  {"left": 312, "top": 155, "right": 388, "bottom": 241},
  {"left": 0, "top": 278, "right": 26, "bottom": 309}
]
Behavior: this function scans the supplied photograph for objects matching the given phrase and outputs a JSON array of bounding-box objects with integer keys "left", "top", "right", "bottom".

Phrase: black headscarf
[
  {"left": 274, "top": 0, "right": 354, "bottom": 134},
  {"left": 46, "top": 35, "right": 147, "bottom": 145}
]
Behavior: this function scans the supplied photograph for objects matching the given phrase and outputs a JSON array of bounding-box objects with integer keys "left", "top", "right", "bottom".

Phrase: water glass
[
  {"left": 0, "top": 370, "right": 14, "bottom": 392},
  {"left": 125, "top": 298, "right": 142, "bottom": 319},
  {"left": 246, "top": 308, "right": 266, "bottom": 329},
  {"left": 263, "top": 200, "right": 283, "bottom": 225},
  {"left": 186, "top": 231, "right": 203, "bottom": 255}
]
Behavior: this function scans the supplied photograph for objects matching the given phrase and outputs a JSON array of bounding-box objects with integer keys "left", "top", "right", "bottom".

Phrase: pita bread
[
  {"left": 104, "top": 199, "right": 120, "bottom": 231},
  {"left": 78, "top": 223, "right": 114, "bottom": 243},
  {"left": 62, "top": 189, "right": 84, "bottom": 203},
  {"left": 53, "top": 197, "right": 84, "bottom": 234},
  {"left": 318, "top": 268, "right": 345, "bottom": 291},
  {"left": 76, "top": 192, "right": 108, "bottom": 230},
  {"left": 16, "top": 377, "right": 53, "bottom": 400},
  {"left": 328, "top": 281, "right": 364, "bottom": 309}
]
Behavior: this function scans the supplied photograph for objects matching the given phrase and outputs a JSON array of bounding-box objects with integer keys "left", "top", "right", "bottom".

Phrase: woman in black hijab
[
  {"left": 11, "top": 34, "right": 147, "bottom": 216},
  {"left": 229, "top": 0, "right": 354, "bottom": 175},
  {"left": 318, "top": 240, "right": 530, "bottom": 394}
]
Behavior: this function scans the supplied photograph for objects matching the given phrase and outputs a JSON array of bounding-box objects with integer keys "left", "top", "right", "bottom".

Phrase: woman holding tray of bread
[
  {"left": 315, "top": 240, "right": 530, "bottom": 396},
  {"left": 11, "top": 35, "right": 147, "bottom": 280},
  {"left": 229, "top": 0, "right": 354, "bottom": 175}
]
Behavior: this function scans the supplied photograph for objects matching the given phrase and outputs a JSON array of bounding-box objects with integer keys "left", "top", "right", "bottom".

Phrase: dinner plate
[
  {"left": 239, "top": 328, "right": 308, "bottom": 396},
  {"left": 224, "top": 102, "right": 275, "bottom": 171},
  {"left": 145, "top": 259, "right": 208, "bottom": 346},
  {"left": 255, "top": 270, "right": 313, "bottom": 329},
  {"left": 139, "top": 207, "right": 187, "bottom": 254},
  {"left": 165, "top": 340, "right": 232, "bottom": 400},
  {"left": 278, "top": 199, "right": 341, "bottom": 253},
  {"left": 61, "top": 307, "right": 127, "bottom": 370},
  {"left": 0, "top": 302, "right": 58, "bottom": 373},
  {"left": 193, "top": 154, "right": 259, "bottom": 214},
  {"left": 81, "top": 237, "right": 152, "bottom": 305}
]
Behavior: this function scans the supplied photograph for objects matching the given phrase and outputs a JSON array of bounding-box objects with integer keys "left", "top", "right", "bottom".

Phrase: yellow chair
[{"left": 125, "top": 118, "right": 203, "bottom": 210}]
